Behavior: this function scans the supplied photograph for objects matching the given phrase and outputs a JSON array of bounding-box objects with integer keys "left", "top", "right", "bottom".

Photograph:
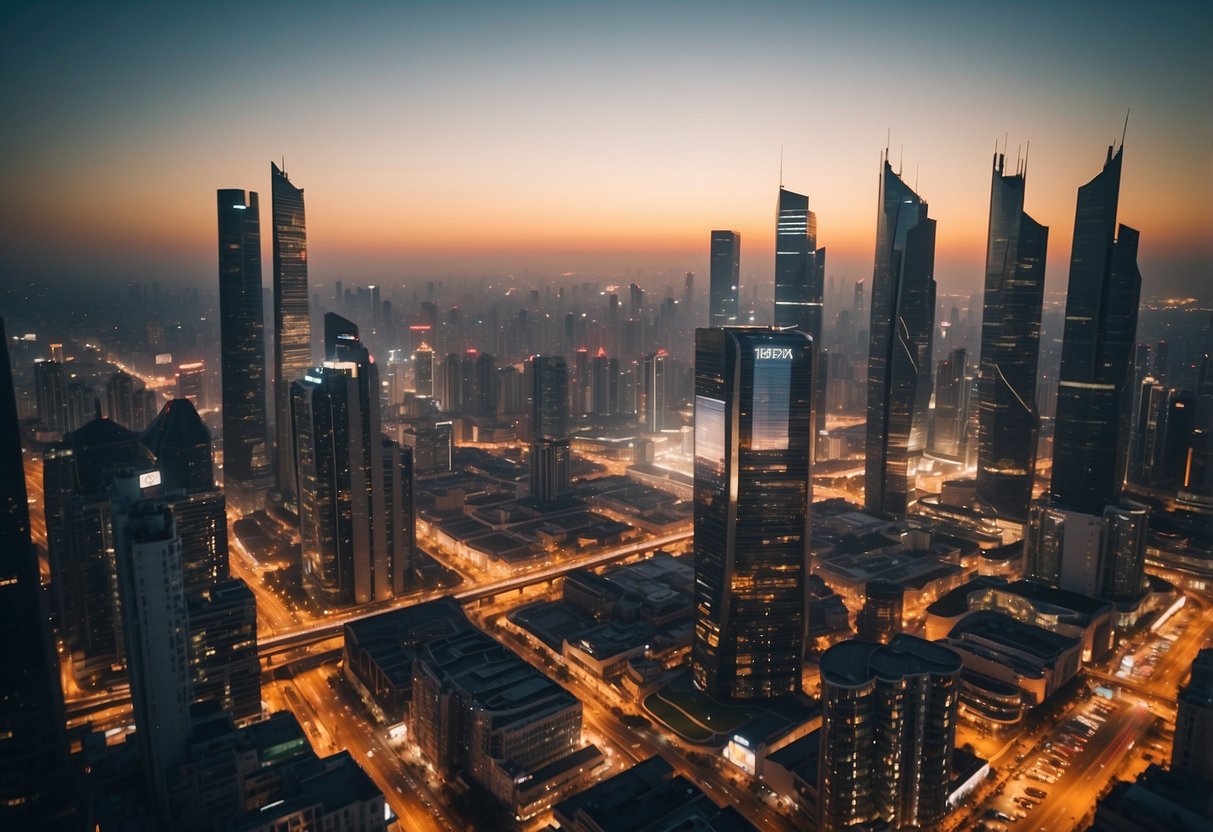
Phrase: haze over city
[{"left": 2, "top": 0, "right": 1210, "bottom": 298}]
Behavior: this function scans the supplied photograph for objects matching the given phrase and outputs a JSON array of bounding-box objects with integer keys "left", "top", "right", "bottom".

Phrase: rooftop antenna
[
  {"left": 1023, "top": 140, "right": 1030, "bottom": 177},
  {"left": 779, "top": 144, "right": 784, "bottom": 189},
  {"left": 1120, "top": 108, "right": 1130, "bottom": 150},
  {"left": 898, "top": 144, "right": 903, "bottom": 177},
  {"left": 914, "top": 163, "right": 919, "bottom": 193}
]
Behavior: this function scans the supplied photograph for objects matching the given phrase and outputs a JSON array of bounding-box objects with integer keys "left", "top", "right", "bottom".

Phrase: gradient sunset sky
[{"left": 2, "top": 1, "right": 1210, "bottom": 300}]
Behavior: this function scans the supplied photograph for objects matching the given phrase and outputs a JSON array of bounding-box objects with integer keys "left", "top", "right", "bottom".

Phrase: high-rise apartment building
[
  {"left": 709, "top": 230, "right": 740, "bottom": 328},
  {"left": 1025, "top": 499, "right": 1149, "bottom": 602},
  {"left": 217, "top": 189, "right": 271, "bottom": 512},
  {"left": 818, "top": 635, "right": 962, "bottom": 831},
  {"left": 187, "top": 578, "right": 260, "bottom": 724},
  {"left": 774, "top": 187, "right": 828, "bottom": 457},
  {"left": 1051, "top": 145, "right": 1141, "bottom": 515},
  {"left": 865, "top": 157, "right": 937, "bottom": 517},
  {"left": 977, "top": 151, "right": 1048, "bottom": 520},
  {"left": 692, "top": 327, "right": 812, "bottom": 700},
  {"left": 0, "top": 319, "right": 70, "bottom": 824},
  {"left": 271, "top": 162, "right": 311, "bottom": 503},
  {"left": 529, "top": 355, "right": 571, "bottom": 502}
]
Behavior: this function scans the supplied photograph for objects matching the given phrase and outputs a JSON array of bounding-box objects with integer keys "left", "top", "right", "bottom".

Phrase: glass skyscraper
[
  {"left": 977, "top": 151, "right": 1048, "bottom": 521},
  {"left": 774, "top": 188, "right": 828, "bottom": 458},
  {"left": 1051, "top": 145, "right": 1141, "bottom": 515},
  {"left": 692, "top": 327, "right": 812, "bottom": 700},
  {"left": 271, "top": 162, "right": 310, "bottom": 503},
  {"left": 708, "top": 230, "right": 740, "bottom": 328},
  {"left": 218, "top": 189, "right": 271, "bottom": 512},
  {"left": 864, "top": 157, "right": 936, "bottom": 517}
]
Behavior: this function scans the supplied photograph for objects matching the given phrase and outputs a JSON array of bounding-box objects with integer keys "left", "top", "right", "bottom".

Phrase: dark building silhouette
[
  {"left": 1051, "top": 145, "right": 1141, "bottom": 514},
  {"left": 1173, "top": 648, "right": 1213, "bottom": 782},
  {"left": 692, "top": 327, "right": 812, "bottom": 700},
  {"left": 976, "top": 151, "right": 1049, "bottom": 521},
  {"left": 45, "top": 417, "right": 154, "bottom": 686},
  {"left": 818, "top": 635, "right": 961, "bottom": 831},
  {"left": 34, "top": 358, "right": 68, "bottom": 433},
  {"left": 857, "top": 580, "right": 905, "bottom": 644},
  {"left": 141, "top": 398, "right": 213, "bottom": 495},
  {"left": 271, "top": 162, "right": 311, "bottom": 503},
  {"left": 529, "top": 355, "right": 571, "bottom": 501},
  {"left": 774, "top": 187, "right": 829, "bottom": 459},
  {"left": 0, "top": 319, "right": 71, "bottom": 825},
  {"left": 709, "top": 230, "right": 740, "bottom": 328},
  {"left": 218, "top": 189, "right": 271, "bottom": 512},
  {"left": 865, "top": 156, "right": 937, "bottom": 517}
]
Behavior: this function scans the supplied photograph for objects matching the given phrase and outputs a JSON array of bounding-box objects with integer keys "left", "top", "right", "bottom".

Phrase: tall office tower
[
  {"left": 1173, "top": 648, "right": 1213, "bottom": 782},
  {"left": 573, "top": 347, "right": 590, "bottom": 415},
  {"left": 864, "top": 156, "right": 937, "bottom": 517},
  {"left": 475, "top": 351, "right": 495, "bottom": 416},
  {"left": 176, "top": 361, "right": 206, "bottom": 409},
  {"left": 683, "top": 271, "right": 695, "bottom": 319},
  {"left": 440, "top": 352, "right": 462, "bottom": 413},
  {"left": 1130, "top": 377, "right": 1167, "bottom": 485},
  {"left": 140, "top": 399, "right": 229, "bottom": 592},
  {"left": 1157, "top": 390, "right": 1196, "bottom": 488},
  {"left": 218, "top": 189, "right": 271, "bottom": 512},
  {"left": 0, "top": 319, "right": 70, "bottom": 824},
  {"left": 107, "top": 371, "right": 139, "bottom": 427},
  {"left": 977, "top": 151, "right": 1049, "bottom": 521},
  {"left": 1024, "top": 499, "right": 1149, "bottom": 601},
  {"left": 1051, "top": 145, "right": 1141, "bottom": 514},
  {"left": 112, "top": 474, "right": 191, "bottom": 822},
  {"left": 379, "top": 438, "right": 416, "bottom": 592},
  {"left": 929, "top": 347, "right": 969, "bottom": 461},
  {"left": 630, "top": 282, "right": 644, "bottom": 319},
  {"left": 460, "top": 350, "right": 479, "bottom": 415},
  {"left": 1153, "top": 339, "right": 1170, "bottom": 384},
  {"left": 529, "top": 355, "right": 571, "bottom": 502},
  {"left": 591, "top": 349, "right": 617, "bottom": 416},
  {"left": 774, "top": 188, "right": 828, "bottom": 456},
  {"left": 34, "top": 358, "right": 68, "bottom": 432},
  {"left": 709, "top": 230, "right": 741, "bottom": 328},
  {"left": 187, "top": 578, "right": 260, "bottom": 724},
  {"left": 818, "top": 635, "right": 962, "bottom": 831},
  {"left": 643, "top": 350, "right": 668, "bottom": 432},
  {"left": 692, "top": 327, "right": 812, "bottom": 700},
  {"left": 856, "top": 580, "right": 905, "bottom": 644},
  {"left": 413, "top": 342, "right": 434, "bottom": 397},
  {"left": 271, "top": 162, "right": 311, "bottom": 503}
]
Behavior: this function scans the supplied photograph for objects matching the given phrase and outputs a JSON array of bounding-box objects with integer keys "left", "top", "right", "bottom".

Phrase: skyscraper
[
  {"left": 642, "top": 350, "right": 668, "bottom": 432},
  {"left": 774, "top": 188, "right": 828, "bottom": 456},
  {"left": 818, "top": 635, "right": 962, "bottom": 831},
  {"left": 708, "top": 230, "right": 740, "bottom": 328},
  {"left": 218, "top": 189, "right": 271, "bottom": 512},
  {"left": 929, "top": 347, "right": 969, "bottom": 461},
  {"left": 529, "top": 355, "right": 571, "bottom": 502},
  {"left": 292, "top": 320, "right": 408, "bottom": 607},
  {"left": 187, "top": 578, "right": 260, "bottom": 724},
  {"left": 34, "top": 358, "right": 68, "bottom": 432},
  {"left": 112, "top": 474, "right": 191, "bottom": 822},
  {"left": 1051, "top": 145, "right": 1141, "bottom": 515},
  {"left": 271, "top": 162, "right": 311, "bottom": 503},
  {"left": 977, "top": 150, "right": 1049, "bottom": 521},
  {"left": 141, "top": 398, "right": 214, "bottom": 495},
  {"left": 0, "top": 318, "right": 70, "bottom": 824},
  {"left": 413, "top": 342, "right": 434, "bottom": 397},
  {"left": 864, "top": 156, "right": 937, "bottom": 517},
  {"left": 692, "top": 327, "right": 812, "bottom": 700}
]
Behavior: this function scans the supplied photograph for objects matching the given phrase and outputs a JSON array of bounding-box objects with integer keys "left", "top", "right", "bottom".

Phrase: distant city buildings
[
  {"left": 692, "top": 327, "right": 812, "bottom": 700},
  {"left": 529, "top": 354, "right": 572, "bottom": 501}
]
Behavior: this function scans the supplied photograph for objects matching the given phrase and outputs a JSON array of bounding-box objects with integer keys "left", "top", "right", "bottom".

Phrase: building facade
[
  {"left": 708, "top": 230, "right": 740, "bottom": 328},
  {"left": 692, "top": 327, "right": 812, "bottom": 700}
]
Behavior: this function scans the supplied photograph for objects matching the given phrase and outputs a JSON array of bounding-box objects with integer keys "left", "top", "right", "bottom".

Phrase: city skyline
[{"left": 1, "top": 2, "right": 1210, "bottom": 301}]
